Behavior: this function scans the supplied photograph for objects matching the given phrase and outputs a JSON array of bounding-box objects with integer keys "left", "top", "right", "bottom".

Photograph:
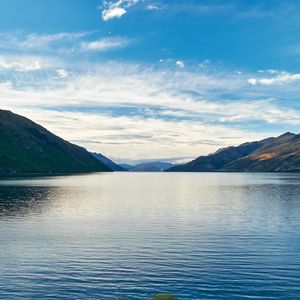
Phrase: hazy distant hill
[
  {"left": 91, "top": 152, "right": 127, "bottom": 171},
  {"left": 121, "top": 162, "right": 175, "bottom": 172},
  {"left": 0, "top": 109, "right": 111, "bottom": 174},
  {"left": 119, "top": 163, "right": 134, "bottom": 171},
  {"left": 166, "top": 133, "right": 300, "bottom": 172}
]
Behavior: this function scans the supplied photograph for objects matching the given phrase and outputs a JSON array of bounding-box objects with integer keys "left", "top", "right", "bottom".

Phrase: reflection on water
[
  {"left": 0, "top": 173, "right": 300, "bottom": 299},
  {"left": 0, "top": 186, "right": 56, "bottom": 217}
]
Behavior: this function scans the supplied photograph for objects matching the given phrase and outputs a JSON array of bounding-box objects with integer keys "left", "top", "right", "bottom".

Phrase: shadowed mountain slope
[
  {"left": 91, "top": 152, "right": 127, "bottom": 171},
  {"left": 0, "top": 109, "right": 111, "bottom": 174},
  {"left": 167, "top": 133, "right": 300, "bottom": 172},
  {"left": 224, "top": 133, "right": 300, "bottom": 172},
  {"left": 166, "top": 138, "right": 273, "bottom": 172}
]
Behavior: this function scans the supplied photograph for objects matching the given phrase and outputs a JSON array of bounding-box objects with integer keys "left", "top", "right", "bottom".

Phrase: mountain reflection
[{"left": 0, "top": 186, "right": 57, "bottom": 217}]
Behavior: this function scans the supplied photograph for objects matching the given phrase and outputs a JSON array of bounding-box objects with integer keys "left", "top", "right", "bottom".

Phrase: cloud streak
[
  {"left": 0, "top": 32, "right": 88, "bottom": 51},
  {"left": 0, "top": 56, "right": 42, "bottom": 72},
  {"left": 249, "top": 71, "right": 300, "bottom": 86},
  {"left": 81, "top": 37, "right": 130, "bottom": 51}
]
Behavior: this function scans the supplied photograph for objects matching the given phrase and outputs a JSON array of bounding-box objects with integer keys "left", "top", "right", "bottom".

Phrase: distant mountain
[
  {"left": 119, "top": 163, "right": 134, "bottom": 171},
  {"left": 0, "top": 109, "right": 111, "bottom": 174},
  {"left": 91, "top": 152, "right": 127, "bottom": 171},
  {"left": 166, "top": 133, "right": 300, "bottom": 172},
  {"left": 121, "top": 162, "right": 176, "bottom": 172}
]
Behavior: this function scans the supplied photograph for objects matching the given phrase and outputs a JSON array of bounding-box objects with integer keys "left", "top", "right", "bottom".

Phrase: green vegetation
[{"left": 0, "top": 109, "right": 111, "bottom": 174}]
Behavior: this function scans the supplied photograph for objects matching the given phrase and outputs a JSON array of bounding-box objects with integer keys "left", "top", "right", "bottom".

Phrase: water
[{"left": 0, "top": 173, "right": 300, "bottom": 299}]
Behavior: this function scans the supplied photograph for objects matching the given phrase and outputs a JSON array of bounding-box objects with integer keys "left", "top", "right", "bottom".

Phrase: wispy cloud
[
  {"left": 0, "top": 31, "right": 130, "bottom": 57},
  {"left": 0, "top": 55, "right": 59, "bottom": 72},
  {"left": 0, "top": 32, "right": 88, "bottom": 51},
  {"left": 146, "top": 5, "right": 161, "bottom": 11},
  {"left": 0, "top": 56, "right": 41, "bottom": 72},
  {"left": 248, "top": 71, "right": 300, "bottom": 86},
  {"left": 81, "top": 37, "right": 130, "bottom": 51},
  {"left": 56, "top": 69, "right": 69, "bottom": 78},
  {"left": 176, "top": 60, "right": 185, "bottom": 68},
  {"left": 101, "top": 0, "right": 140, "bottom": 21},
  {"left": 149, "top": 1, "right": 293, "bottom": 22},
  {"left": 169, "top": 3, "right": 234, "bottom": 16}
]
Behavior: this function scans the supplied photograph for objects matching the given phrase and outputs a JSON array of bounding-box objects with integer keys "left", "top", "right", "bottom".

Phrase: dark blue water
[{"left": 0, "top": 173, "right": 300, "bottom": 299}]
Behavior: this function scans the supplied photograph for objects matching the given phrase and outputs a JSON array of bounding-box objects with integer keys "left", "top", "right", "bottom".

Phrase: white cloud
[
  {"left": 257, "top": 69, "right": 279, "bottom": 74},
  {"left": 56, "top": 69, "right": 69, "bottom": 78},
  {"left": 101, "top": 0, "right": 140, "bottom": 21},
  {"left": 176, "top": 60, "right": 185, "bottom": 68},
  {"left": 198, "top": 59, "right": 210, "bottom": 68},
  {"left": 0, "top": 32, "right": 88, "bottom": 51},
  {"left": 248, "top": 72, "right": 300, "bottom": 86},
  {"left": 102, "top": 7, "right": 126, "bottom": 20},
  {"left": 0, "top": 56, "right": 43, "bottom": 72},
  {"left": 147, "top": 5, "right": 161, "bottom": 10},
  {"left": 260, "top": 73, "right": 300, "bottom": 85},
  {"left": 248, "top": 78, "right": 257, "bottom": 85},
  {"left": 81, "top": 37, "right": 129, "bottom": 51},
  {"left": 1, "top": 61, "right": 298, "bottom": 126}
]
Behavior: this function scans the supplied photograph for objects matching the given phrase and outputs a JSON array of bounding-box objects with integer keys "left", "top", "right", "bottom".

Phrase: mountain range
[
  {"left": 0, "top": 109, "right": 111, "bottom": 174},
  {"left": 120, "top": 162, "right": 175, "bottom": 172},
  {"left": 167, "top": 133, "right": 300, "bottom": 172},
  {"left": 91, "top": 152, "right": 127, "bottom": 171},
  {"left": 1, "top": 109, "right": 299, "bottom": 174}
]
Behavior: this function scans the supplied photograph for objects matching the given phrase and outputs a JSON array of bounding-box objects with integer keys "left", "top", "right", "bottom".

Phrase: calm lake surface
[{"left": 0, "top": 172, "right": 300, "bottom": 299}]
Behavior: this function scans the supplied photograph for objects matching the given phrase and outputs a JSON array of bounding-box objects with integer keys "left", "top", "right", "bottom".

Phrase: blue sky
[{"left": 0, "top": 0, "right": 300, "bottom": 163}]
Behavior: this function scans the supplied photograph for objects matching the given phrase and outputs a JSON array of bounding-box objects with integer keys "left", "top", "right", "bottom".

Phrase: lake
[{"left": 0, "top": 172, "right": 300, "bottom": 299}]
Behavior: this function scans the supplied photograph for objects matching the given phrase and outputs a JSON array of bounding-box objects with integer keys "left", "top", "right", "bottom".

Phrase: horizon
[{"left": 1, "top": 0, "right": 300, "bottom": 164}]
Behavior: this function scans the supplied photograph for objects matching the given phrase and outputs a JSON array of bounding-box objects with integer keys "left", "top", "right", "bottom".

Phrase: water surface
[{"left": 0, "top": 173, "right": 300, "bottom": 299}]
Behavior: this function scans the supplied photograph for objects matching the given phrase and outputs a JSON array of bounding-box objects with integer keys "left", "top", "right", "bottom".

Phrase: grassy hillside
[{"left": 0, "top": 109, "right": 111, "bottom": 174}]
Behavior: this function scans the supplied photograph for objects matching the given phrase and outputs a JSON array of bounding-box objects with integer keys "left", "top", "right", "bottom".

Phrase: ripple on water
[{"left": 0, "top": 173, "right": 300, "bottom": 299}]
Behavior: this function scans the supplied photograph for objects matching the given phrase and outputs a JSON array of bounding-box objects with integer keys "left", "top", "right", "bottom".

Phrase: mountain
[
  {"left": 121, "top": 162, "right": 176, "bottom": 172},
  {"left": 167, "top": 138, "right": 273, "bottom": 172},
  {"left": 224, "top": 133, "right": 300, "bottom": 172},
  {"left": 0, "top": 109, "right": 111, "bottom": 174},
  {"left": 119, "top": 163, "right": 134, "bottom": 171},
  {"left": 91, "top": 152, "right": 127, "bottom": 171},
  {"left": 166, "top": 133, "right": 300, "bottom": 172}
]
